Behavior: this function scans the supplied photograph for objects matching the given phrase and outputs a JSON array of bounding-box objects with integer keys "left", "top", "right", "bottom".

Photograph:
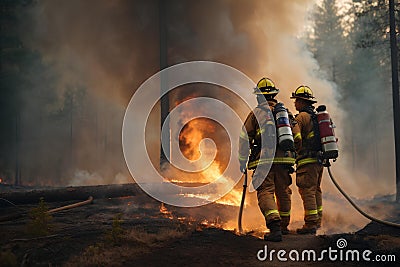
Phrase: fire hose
[
  {"left": 47, "top": 196, "right": 93, "bottom": 213},
  {"left": 327, "top": 164, "right": 400, "bottom": 228},
  {"left": 237, "top": 170, "right": 247, "bottom": 234},
  {"left": 0, "top": 196, "right": 94, "bottom": 222}
]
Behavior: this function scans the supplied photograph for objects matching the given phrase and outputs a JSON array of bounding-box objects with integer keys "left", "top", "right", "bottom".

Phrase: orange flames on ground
[
  {"left": 159, "top": 202, "right": 225, "bottom": 230},
  {"left": 174, "top": 117, "right": 244, "bottom": 207},
  {"left": 159, "top": 111, "right": 260, "bottom": 234},
  {"left": 160, "top": 203, "right": 174, "bottom": 220}
]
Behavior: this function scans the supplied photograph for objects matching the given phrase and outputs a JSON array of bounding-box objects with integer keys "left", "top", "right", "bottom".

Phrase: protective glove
[
  {"left": 287, "top": 165, "right": 295, "bottom": 174},
  {"left": 239, "top": 160, "right": 247, "bottom": 173}
]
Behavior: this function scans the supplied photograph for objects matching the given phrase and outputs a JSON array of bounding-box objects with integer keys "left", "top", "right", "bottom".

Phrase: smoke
[
  {"left": 17, "top": 0, "right": 161, "bottom": 184},
  {"left": 14, "top": 0, "right": 394, "bottom": 233},
  {"left": 67, "top": 170, "right": 131, "bottom": 186}
]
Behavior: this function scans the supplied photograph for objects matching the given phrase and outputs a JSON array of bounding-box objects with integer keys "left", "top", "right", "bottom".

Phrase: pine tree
[
  {"left": 0, "top": 0, "right": 60, "bottom": 185},
  {"left": 310, "top": 0, "right": 350, "bottom": 84},
  {"left": 346, "top": 0, "right": 392, "bottom": 176},
  {"left": 309, "top": 0, "right": 395, "bottom": 180}
]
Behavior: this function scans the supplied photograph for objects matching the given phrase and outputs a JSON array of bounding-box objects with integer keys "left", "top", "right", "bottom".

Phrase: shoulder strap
[
  {"left": 257, "top": 104, "right": 274, "bottom": 118},
  {"left": 255, "top": 104, "right": 276, "bottom": 151},
  {"left": 300, "top": 106, "right": 322, "bottom": 152}
]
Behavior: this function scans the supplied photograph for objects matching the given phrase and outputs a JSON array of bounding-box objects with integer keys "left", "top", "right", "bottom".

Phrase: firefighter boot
[
  {"left": 264, "top": 221, "right": 283, "bottom": 242},
  {"left": 280, "top": 216, "right": 290, "bottom": 235},
  {"left": 296, "top": 222, "right": 317, "bottom": 235}
]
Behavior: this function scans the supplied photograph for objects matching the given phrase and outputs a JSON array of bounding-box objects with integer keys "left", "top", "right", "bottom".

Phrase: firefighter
[
  {"left": 290, "top": 85, "right": 323, "bottom": 234},
  {"left": 238, "top": 78, "right": 300, "bottom": 242}
]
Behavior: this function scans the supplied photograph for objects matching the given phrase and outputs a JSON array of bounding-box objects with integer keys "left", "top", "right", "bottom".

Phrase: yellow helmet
[
  {"left": 253, "top": 77, "right": 279, "bottom": 96},
  {"left": 290, "top": 85, "right": 317, "bottom": 103}
]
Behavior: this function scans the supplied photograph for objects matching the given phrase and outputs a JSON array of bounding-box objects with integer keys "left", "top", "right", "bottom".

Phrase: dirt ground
[{"left": 0, "top": 186, "right": 400, "bottom": 267}]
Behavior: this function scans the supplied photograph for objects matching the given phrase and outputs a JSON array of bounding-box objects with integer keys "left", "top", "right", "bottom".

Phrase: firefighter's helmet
[
  {"left": 290, "top": 85, "right": 317, "bottom": 103},
  {"left": 253, "top": 77, "right": 279, "bottom": 96}
]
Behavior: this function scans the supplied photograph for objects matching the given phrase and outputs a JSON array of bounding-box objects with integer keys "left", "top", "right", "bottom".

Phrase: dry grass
[
  {"left": 127, "top": 226, "right": 188, "bottom": 246},
  {"left": 365, "top": 235, "right": 400, "bottom": 250},
  {"left": 65, "top": 224, "right": 192, "bottom": 266},
  {"left": 0, "top": 250, "right": 18, "bottom": 267},
  {"left": 64, "top": 243, "right": 149, "bottom": 267}
]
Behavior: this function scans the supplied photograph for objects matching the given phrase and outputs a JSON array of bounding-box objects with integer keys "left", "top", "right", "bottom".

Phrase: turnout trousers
[
  {"left": 296, "top": 162, "right": 323, "bottom": 225},
  {"left": 256, "top": 164, "right": 292, "bottom": 228}
]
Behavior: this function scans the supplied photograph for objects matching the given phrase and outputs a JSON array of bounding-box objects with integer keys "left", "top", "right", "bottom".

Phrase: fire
[
  {"left": 160, "top": 203, "right": 174, "bottom": 219},
  {"left": 176, "top": 117, "right": 229, "bottom": 182},
  {"left": 159, "top": 108, "right": 254, "bottom": 233},
  {"left": 199, "top": 218, "right": 222, "bottom": 228},
  {"left": 159, "top": 202, "right": 227, "bottom": 230},
  {"left": 172, "top": 116, "right": 245, "bottom": 207},
  {"left": 215, "top": 188, "right": 243, "bottom": 207},
  {"left": 0, "top": 178, "right": 2, "bottom": 183}
]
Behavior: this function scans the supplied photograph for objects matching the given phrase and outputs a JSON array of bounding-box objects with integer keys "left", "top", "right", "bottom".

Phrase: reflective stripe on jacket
[
  {"left": 294, "top": 108, "right": 320, "bottom": 166},
  {"left": 238, "top": 100, "right": 299, "bottom": 169}
]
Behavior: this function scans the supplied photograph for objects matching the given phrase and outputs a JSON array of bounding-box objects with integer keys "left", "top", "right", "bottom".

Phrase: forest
[{"left": 0, "top": 0, "right": 398, "bottom": 190}]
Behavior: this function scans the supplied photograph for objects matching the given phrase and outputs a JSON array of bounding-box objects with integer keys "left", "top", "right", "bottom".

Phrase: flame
[
  {"left": 160, "top": 201, "right": 225, "bottom": 229},
  {"left": 179, "top": 118, "right": 216, "bottom": 166},
  {"left": 0, "top": 178, "right": 2, "bottom": 183},
  {"left": 215, "top": 188, "right": 243, "bottom": 206},
  {"left": 198, "top": 217, "right": 222, "bottom": 228},
  {"left": 177, "top": 117, "right": 223, "bottom": 183},
  {"left": 173, "top": 116, "right": 245, "bottom": 207},
  {"left": 160, "top": 109, "right": 252, "bottom": 233},
  {"left": 159, "top": 203, "right": 174, "bottom": 219}
]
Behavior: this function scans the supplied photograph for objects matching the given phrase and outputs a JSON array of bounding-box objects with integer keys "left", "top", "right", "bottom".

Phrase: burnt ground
[{"left": 0, "top": 185, "right": 400, "bottom": 267}]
